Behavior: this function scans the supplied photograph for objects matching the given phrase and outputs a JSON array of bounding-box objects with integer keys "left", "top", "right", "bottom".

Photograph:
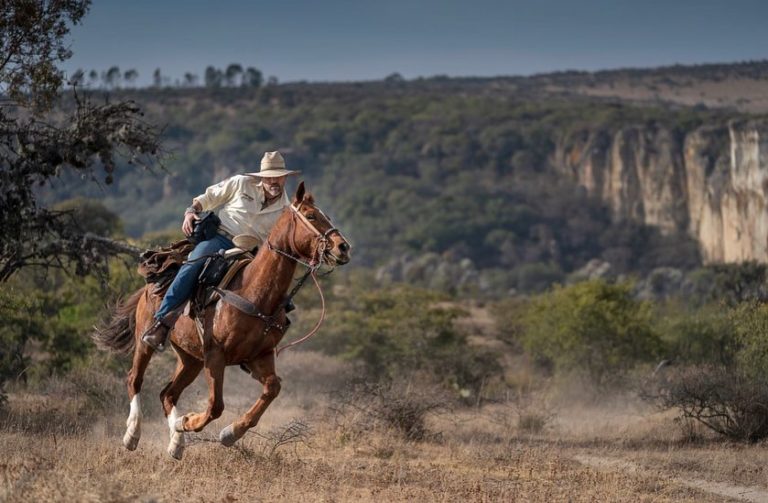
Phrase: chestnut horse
[{"left": 94, "top": 182, "right": 350, "bottom": 459}]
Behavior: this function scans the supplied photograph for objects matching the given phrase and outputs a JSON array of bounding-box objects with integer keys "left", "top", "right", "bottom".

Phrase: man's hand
[{"left": 182, "top": 212, "right": 199, "bottom": 236}]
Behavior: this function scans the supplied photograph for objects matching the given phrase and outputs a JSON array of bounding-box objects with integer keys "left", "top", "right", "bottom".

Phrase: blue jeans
[{"left": 155, "top": 234, "right": 234, "bottom": 320}]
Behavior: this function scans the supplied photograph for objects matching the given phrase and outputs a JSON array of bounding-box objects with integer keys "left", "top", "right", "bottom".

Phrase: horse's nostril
[{"left": 339, "top": 243, "right": 349, "bottom": 253}]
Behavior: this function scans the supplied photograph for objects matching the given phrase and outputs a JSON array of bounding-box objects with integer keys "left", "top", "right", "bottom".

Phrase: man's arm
[
  {"left": 181, "top": 176, "right": 239, "bottom": 236},
  {"left": 181, "top": 200, "right": 203, "bottom": 236}
]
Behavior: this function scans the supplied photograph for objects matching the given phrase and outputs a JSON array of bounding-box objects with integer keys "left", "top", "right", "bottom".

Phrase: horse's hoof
[
  {"left": 123, "top": 432, "right": 140, "bottom": 451},
  {"left": 167, "top": 434, "right": 185, "bottom": 460},
  {"left": 174, "top": 416, "right": 186, "bottom": 432},
  {"left": 219, "top": 424, "right": 238, "bottom": 447}
]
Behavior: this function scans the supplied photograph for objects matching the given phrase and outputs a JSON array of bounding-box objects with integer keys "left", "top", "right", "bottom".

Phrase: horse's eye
[{"left": 306, "top": 213, "right": 316, "bottom": 220}]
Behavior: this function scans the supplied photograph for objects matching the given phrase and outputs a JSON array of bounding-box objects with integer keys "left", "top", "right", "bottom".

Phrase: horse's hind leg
[
  {"left": 159, "top": 347, "right": 203, "bottom": 460},
  {"left": 219, "top": 353, "right": 281, "bottom": 447},
  {"left": 123, "top": 342, "right": 153, "bottom": 450}
]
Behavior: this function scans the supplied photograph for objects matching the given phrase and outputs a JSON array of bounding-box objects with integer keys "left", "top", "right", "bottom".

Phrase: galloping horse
[{"left": 95, "top": 182, "right": 351, "bottom": 459}]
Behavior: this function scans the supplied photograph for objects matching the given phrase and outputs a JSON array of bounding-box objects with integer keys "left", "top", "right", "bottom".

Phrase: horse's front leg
[
  {"left": 175, "top": 347, "right": 226, "bottom": 433},
  {"left": 219, "top": 353, "right": 281, "bottom": 447},
  {"left": 123, "top": 333, "right": 154, "bottom": 450}
]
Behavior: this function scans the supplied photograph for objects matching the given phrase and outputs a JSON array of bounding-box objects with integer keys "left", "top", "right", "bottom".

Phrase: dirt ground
[{"left": 2, "top": 351, "right": 767, "bottom": 502}]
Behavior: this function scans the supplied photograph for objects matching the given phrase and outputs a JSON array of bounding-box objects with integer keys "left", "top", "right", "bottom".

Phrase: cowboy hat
[{"left": 246, "top": 151, "right": 300, "bottom": 178}]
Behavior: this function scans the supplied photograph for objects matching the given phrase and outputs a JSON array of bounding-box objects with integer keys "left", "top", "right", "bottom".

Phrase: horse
[{"left": 94, "top": 182, "right": 351, "bottom": 459}]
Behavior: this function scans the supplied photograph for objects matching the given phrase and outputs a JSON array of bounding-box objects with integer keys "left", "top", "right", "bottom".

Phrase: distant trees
[
  {"left": 68, "top": 63, "right": 265, "bottom": 90},
  {"left": 207, "top": 64, "right": 263, "bottom": 88},
  {"left": 183, "top": 72, "right": 199, "bottom": 87},
  {"left": 104, "top": 66, "right": 121, "bottom": 88},
  {"left": 204, "top": 66, "right": 223, "bottom": 88},
  {"left": 70, "top": 67, "right": 138, "bottom": 89},
  {"left": 152, "top": 67, "right": 162, "bottom": 87},
  {"left": 123, "top": 68, "right": 139, "bottom": 86},
  {"left": 224, "top": 63, "right": 243, "bottom": 86},
  {"left": 244, "top": 66, "right": 263, "bottom": 87},
  {"left": 69, "top": 68, "right": 85, "bottom": 86}
]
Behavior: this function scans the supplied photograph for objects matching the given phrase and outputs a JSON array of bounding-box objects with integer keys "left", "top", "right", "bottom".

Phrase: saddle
[
  {"left": 137, "top": 235, "right": 258, "bottom": 301},
  {"left": 138, "top": 239, "right": 196, "bottom": 294}
]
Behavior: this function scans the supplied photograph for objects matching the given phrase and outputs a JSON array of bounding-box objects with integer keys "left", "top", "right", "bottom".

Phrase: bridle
[
  {"left": 212, "top": 199, "right": 349, "bottom": 358},
  {"left": 263, "top": 200, "right": 350, "bottom": 356},
  {"left": 267, "top": 201, "right": 349, "bottom": 270}
]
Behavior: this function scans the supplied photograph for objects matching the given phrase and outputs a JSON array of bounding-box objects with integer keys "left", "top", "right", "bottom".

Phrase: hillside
[{"left": 41, "top": 60, "right": 768, "bottom": 293}]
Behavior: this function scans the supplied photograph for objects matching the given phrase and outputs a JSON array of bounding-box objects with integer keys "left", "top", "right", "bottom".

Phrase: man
[{"left": 141, "top": 151, "right": 300, "bottom": 351}]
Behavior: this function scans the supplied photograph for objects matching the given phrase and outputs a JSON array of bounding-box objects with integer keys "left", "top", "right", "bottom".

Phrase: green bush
[
  {"left": 308, "top": 285, "right": 499, "bottom": 394},
  {"left": 655, "top": 304, "right": 735, "bottom": 366},
  {"left": 730, "top": 302, "right": 768, "bottom": 378},
  {"left": 521, "top": 279, "right": 662, "bottom": 386}
]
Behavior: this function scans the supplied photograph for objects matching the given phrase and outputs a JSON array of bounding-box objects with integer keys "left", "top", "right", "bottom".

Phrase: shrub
[
  {"left": 645, "top": 303, "right": 768, "bottom": 442},
  {"left": 310, "top": 285, "right": 500, "bottom": 395},
  {"left": 331, "top": 378, "right": 448, "bottom": 441},
  {"left": 655, "top": 304, "right": 735, "bottom": 366},
  {"left": 521, "top": 280, "right": 662, "bottom": 386},
  {"left": 646, "top": 366, "right": 768, "bottom": 442}
]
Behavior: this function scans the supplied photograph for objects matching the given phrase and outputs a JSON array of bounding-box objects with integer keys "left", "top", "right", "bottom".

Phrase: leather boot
[
  {"left": 140, "top": 319, "right": 171, "bottom": 352},
  {"left": 141, "top": 308, "right": 182, "bottom": 352}
]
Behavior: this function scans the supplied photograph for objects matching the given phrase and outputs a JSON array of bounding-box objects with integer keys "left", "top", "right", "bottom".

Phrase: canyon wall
[{"left": 553, "top": 120, "right": 768, "bottom": 263}]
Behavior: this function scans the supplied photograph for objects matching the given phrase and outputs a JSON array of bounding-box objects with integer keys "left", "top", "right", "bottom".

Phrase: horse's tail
[{"left": 92, "top": 287, "right": 145, "bottom": 355}]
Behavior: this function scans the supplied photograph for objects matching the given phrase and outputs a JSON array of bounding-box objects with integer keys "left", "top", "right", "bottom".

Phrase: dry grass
[{"left": 0, "top": 351, "right": 755, "bottom": 502}]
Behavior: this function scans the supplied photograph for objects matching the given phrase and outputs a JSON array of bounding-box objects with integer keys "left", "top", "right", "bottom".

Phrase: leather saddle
[{"left": 138, "top": 234, "right": 259, "bottom": 305}]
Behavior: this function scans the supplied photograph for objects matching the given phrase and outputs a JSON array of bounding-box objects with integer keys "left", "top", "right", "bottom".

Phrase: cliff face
[{"left": 554, "top": 120, "right": 768, "bottom": 263}]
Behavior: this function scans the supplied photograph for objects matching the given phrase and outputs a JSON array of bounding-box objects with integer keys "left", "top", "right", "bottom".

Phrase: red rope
[{"left": 275, "top": 270, "right": 326, "bottom": 357}]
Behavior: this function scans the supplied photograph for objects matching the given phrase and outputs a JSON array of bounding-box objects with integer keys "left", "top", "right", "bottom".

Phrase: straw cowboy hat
[{"left": 247, "top": 151, "right": 300, "bottom": 178}]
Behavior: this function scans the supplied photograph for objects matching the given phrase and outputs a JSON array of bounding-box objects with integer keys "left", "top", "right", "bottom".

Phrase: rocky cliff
[{"left": 554, "top": 120, "right": 768, "bottom": 263}]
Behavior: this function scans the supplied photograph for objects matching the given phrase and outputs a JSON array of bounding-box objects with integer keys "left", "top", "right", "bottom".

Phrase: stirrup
[{"left": 141, "top": 319, "right": 170, "bottom": 352}]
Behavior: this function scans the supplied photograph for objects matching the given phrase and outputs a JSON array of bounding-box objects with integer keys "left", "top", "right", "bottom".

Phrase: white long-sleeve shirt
[{"left": 193, "top": 175, "right": 289, "bottom": 245}]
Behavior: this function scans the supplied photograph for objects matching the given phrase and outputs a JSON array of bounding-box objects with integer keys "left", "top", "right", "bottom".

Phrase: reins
[
  {"left": 216, "top": 202, "right": 344, "bottom": 358},
  {"left": 271, "top": 202, "right": 340, "bottom": 357}
]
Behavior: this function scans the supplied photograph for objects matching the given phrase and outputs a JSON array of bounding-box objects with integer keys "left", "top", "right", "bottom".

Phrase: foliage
[
  {"left": 35, "top": 80, "right": 718, "bottom": 293},
  {"left": 647, "top": 366, "right": 768, "bottom": 442},
  {"left": 331, "top": 378, "right": 448, "bottom": 441},
  {"left": 521, "top": 280, "right": 662, "bottom": 386},
  {"left": 730, "top": 302, "right": 768, "bottom": 378},
  {"left": 0, "top": 259, "right": 142, "bottom": 396},
  {"left": 654, "top": 303, "right": 735, "bottom": 366},
  {"left": 707, "top": 262, "right": 768, "bottom": 306},
  {"left": 0, "top": 0, "right": 161, "bottom": 281},
  {"left": 307, "top": 284, "right": 499, "bottom": 394},
  {"left": 645, "top": 302, "right": 768, "bottom": 442}
]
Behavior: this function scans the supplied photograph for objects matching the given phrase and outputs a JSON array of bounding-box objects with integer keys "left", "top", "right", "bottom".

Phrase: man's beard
[{"left": 264, "top": 184, "right": 282, "bottom": 198}]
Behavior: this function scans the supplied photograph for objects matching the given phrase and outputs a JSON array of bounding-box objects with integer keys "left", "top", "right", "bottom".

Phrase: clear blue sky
[{"left": 64, "top": 0, "right": 768, "bottom": 85}]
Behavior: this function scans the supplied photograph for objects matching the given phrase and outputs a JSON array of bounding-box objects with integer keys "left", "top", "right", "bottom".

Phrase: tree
[
  {"left": 521, "top": 280, "right": 662, "bottom": 386},
  {"left": 69, "top": 68, "right": 85, "bottom": 86},
  {"left": 204, "top": 65, "right": 222, "bottom": 88},
  {"left": 103, "top": 65, "right": 121, "bottom": 88},
  {"left": 183, "top": 72, "right": 198, "bottom": 87},
  {"left": 152, "top": 67, "right": 162, "bottom": 87},
  {"left": 0, "top": 0, "right": 161, "bottom": 281},
  {"left": 123, "top": 68, "right": 139, "bottom": 86},
  {"left": 243, "top": 66, "right": 262, "bottom": 87},
  {"left": 224, "top": 63, "right": 243, "bottom": 86},
  {"left": 311, "top": 285, "right": 499, "bottom": 392}
]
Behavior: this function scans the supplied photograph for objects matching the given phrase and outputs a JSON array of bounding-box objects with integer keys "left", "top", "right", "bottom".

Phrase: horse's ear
[{"left": 294, "top": 181, "right": 305, "bottom": 205}]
